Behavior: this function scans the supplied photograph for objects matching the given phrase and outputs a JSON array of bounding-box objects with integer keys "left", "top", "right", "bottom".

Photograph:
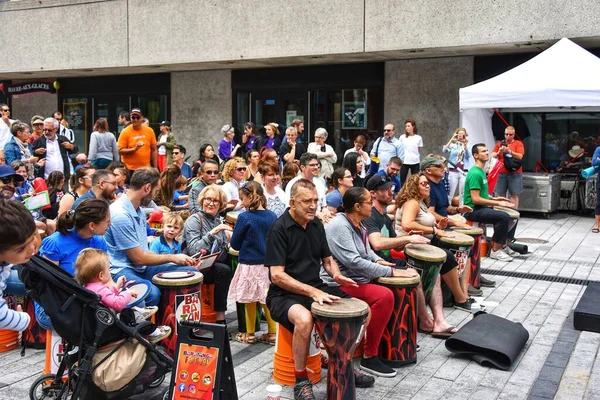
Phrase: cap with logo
[
  {"left": 0, "top": 165, "right": 24, "bottom": 182},
  {"left": 420, "top": 156, "right": 445, "bottom": 170},
  {"left": 366, "top": 174, "right": 394, "bottom": 191},
  {"left": 160, "top": 120, "right": 171, "bottom": 127}
]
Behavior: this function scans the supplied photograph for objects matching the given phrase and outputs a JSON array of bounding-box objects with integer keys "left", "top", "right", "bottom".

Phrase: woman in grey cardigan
[
  {"left": 181, "top": 184, "right": 232, "bottom": 325},
  {"left": 88, "top": 118, "right": 119, "bottom": 169}
]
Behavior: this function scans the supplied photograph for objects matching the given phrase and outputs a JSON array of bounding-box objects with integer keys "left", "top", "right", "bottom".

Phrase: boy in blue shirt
[{"left": 149, "top": 213, "right": 184, "bottom": 255}]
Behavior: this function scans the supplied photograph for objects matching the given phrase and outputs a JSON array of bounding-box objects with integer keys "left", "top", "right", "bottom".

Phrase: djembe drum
[
  {"left": 225, "top": 211, "right": 240, "bottom": 228},
  {"left": 228, "top": 246, "right": 260, "bottom": 333},
  {"left": 438, "top": 232, "right": 474, "bottom": 304},
  {"left": 404, "top": 244, "right": 446, "bottom": 300},
  {"left": 451, "top": 226, "right": 484, "bottom": 288},
  {"left": 312, "top": 298, "right": 369, "bottom": 400},
  {"left": 152, "top": 271, "right": 203, "bottom": 357},
  {"left": 375, "top": 275, "right": 420, "bottom": 366}
]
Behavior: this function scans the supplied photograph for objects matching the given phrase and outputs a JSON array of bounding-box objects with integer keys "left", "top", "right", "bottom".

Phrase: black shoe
[
  {"left": 294, "top": 380, "right": 316, "bottom": 400},
  {"left": 454, "top": 300, "right": 472, "bottom": 312},
  {"left": 479, "top": 275, "right": 496, "bottom": 287},
  {"left": 354, "top": 369, "right": 375, "bottom": 388},
  {"left": 360, "top": 357, "right": 397, "bottom": 377},
  {"left": 468, "top": 285, "right": 483, "bottom": 296}
]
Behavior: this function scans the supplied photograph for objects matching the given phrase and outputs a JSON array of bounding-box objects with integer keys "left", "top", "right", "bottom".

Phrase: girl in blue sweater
[{"left": 229, "top": 181, "right": 277, "bottom": 344}]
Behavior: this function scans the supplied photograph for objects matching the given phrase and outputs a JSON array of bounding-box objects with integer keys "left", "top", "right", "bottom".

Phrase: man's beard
[{"left": 140, "top": 192, "right": 154, "bottom": 207}]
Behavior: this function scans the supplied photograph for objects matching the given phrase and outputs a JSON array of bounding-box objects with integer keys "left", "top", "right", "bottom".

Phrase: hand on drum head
[
  {"left": 392, "top": 268, "right": 419, "bottom": 279},
  {"left": 457, "top": 205, "right": 473, "bottom": 213},
  {"left": 497, "top": 200, "right": 515, "bottom": 208},
  {"left": 128, "top": 289, "right": 139, "bottom": 298},
  {"left": 376, "top": 259, "right": 396, "bottom": 267},
  {"left": 333, "top": 274, "right": 359, "bottom": 288},
  {"left": 437, "top": 217, "right": 449, "bottom": 230},
  {"left": 406, "top": 234, "right": 430, "bottom": 244},
  {"left": 311, "top": 289, "right": 341, "bottom": 306},
  {"left": 171, "top": 253, "right": 196, "bottom": 266}
]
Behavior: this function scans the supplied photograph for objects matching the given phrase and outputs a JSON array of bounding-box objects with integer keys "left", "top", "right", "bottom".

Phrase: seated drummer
[
  {"left": 362, "top": 176, "right": 458, "bottom": 337},
  {"left": 463, "top": 144, "right": 518, "bottom": 262},
  {"left": 323, "top": 187, "right": 419, "bottom": 378},
  {"left": 265, "top": 179, "right": 374, "bottom": 400},
  {"left": 423, "top": 155, "right": 496, "bottom": 291},
  {"left": 395, "top": 173, "right": 473, "bottom": 313},
  {"left": 105, "top": 167, "right": 197, "bottom": 307}
]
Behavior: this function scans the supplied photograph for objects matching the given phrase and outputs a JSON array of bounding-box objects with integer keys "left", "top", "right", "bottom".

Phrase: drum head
[
  {"left": 127, "top": 283, "right": 150, "bottom": 307},
  {"left": 376, "top": 275, "right": 421, "bottom": 286},
  {"left": 228, "top": 246, "right": 239, "bottom": 256},
  {"left": 404, "top": 244, "right": 446, "bottom": 262},
  {"left": 311, "top": 298, "right": 368, "bottom": 318},
  {"left": 493, "top": 206, "right": 520, "bottom": 219},
  {"left": 152, "top": 271, "right": 204, "bottom": 286},
  {"left": 439, "top": 232, "right": 474, "bottom": 246},
  {"left": 451, "top": 226, "right": 484, "bottom": 237},
  {"left": 226, "top": 211, "right": 240, "bottom": 224},
  {"left": 157, "top": 271, "right": 195, "bottom": 279}
]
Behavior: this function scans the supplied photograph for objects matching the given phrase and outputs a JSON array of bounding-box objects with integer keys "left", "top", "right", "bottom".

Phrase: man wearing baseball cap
[
  {"left": 117, "top": 108, "right": 157, "bottom": 174},
  {"left": 0, "top": 165, "right": 23, "bottom": 199}
]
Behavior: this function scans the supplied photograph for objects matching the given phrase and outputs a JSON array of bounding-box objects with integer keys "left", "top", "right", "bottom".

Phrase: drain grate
[{"left": 480, "top": 268, "right": 597, "bottom": 286}]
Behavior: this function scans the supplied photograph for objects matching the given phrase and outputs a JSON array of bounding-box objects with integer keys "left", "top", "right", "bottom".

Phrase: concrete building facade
[{"left": 1, "top": 0, "right": 599, "bottom": 164}]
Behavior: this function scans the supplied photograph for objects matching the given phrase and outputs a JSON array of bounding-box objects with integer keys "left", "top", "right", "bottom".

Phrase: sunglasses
[
  {"left": 43, "top": 128, "right": 54, "bottom": 132},
  {"left": 131, "top": 116, "right": 141, "bottom": 120},
  {"left": 383, "top": 129, "right": 394, "bottom": 132},
  {"left": 419, "top": 181, "right": 430, "bottom": 187},
  {"left": 0, "top": 176, "right": 15, "bottom": 184},
  {"left": 1, "top": 109, "right": 9, "bottom": 112},
  {"left": 203, "top": 170, "right": 219, "bottom": 175},
  {"left": 236, "top": 167, "right": 247, "bottom": 172},
  {"left": 172, "top": 152, "right": 180, "bottom": 155}
]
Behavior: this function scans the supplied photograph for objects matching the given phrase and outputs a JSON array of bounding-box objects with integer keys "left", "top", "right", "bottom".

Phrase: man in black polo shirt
[
  {"left": 422, "top": 155, "right": 496, "bottom": 290},
  {"left": 265, "top": 179, "right": 373, "bottom": 400},
  {"left": 362, "top": 174, "right": 457, "bottom": 337}
]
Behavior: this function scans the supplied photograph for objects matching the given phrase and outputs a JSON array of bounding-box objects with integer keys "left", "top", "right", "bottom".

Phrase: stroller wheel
[
  {"left": 148, "top": 374, "right": 165, "bottom": 388},
  {"left": 29, "top": 373, "right": 70, "bottom": 400}
]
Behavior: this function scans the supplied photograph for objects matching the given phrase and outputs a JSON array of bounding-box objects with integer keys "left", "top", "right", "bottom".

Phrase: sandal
[
  {"left": 257, "top": 333, "right": 276, "bottom": 346},
  {"left": 592, "top": 228, "right": 599, "bottom": 233},
  {"left": 235, "top": 332, "right": 256, "bottom": 344}
]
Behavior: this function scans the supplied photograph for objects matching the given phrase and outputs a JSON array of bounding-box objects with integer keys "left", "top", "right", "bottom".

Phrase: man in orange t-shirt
[
  {"left": 117, "top": 108, "right": 157, "bottom": 172},
  {"left": 492, "top": 125, "right": 525, "bottom": 208}
]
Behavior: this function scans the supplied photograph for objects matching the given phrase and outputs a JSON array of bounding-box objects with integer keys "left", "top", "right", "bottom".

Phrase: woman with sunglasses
[
  {"left": 394, "top": 173, "right": 473, "bottom": 312},
  {"left": 182, "top": 184, "right": 233, "bottom": 329},
  {"left": 222, "top": 157, "right": 247, "bottom": 211}
]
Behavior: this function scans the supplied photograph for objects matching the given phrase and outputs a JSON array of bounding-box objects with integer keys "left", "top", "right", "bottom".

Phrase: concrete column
[
  {"left": 171, "top": 70, "right": 232, "bottom": 163},
  {"left": 384, "top": 57, "right": 474, "bottom": 158}
]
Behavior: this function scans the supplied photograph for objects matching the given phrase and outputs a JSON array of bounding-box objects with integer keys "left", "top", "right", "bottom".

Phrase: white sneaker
[
  {"left": 504, "top": 246, "right": 519, "bottom": 257},
  {"left": 490, "top": 249, "right": 513, "bottom": 262}
]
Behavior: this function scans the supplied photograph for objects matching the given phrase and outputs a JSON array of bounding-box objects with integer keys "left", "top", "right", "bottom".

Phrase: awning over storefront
[{"left": 459, "top": 38, "right": 600, "bottom": 150}]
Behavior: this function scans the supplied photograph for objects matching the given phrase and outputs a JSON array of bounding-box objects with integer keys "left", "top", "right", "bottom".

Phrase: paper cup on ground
[{"left": 266, "top": 384, "right": 282, "bottom": 399}]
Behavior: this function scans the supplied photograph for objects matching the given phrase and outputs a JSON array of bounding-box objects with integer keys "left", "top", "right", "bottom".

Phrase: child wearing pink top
[{"left": 75, "top": 248, "right": 171, "bottom": 344}]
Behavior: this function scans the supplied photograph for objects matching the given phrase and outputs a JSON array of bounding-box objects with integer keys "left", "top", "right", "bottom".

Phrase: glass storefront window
[
  {"left": 134, "top": 95, "right": 168, "bottom": 133},
  {"left": 62, "top": 97, "right": 88, "bottom": 152}
]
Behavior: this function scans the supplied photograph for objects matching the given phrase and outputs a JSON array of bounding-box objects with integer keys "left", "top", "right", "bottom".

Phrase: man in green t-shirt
[{"left": 464, "top": 144, "right": 518, "bottom": 262}]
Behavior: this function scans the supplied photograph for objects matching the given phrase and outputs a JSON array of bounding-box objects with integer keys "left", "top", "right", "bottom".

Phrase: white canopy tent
[{"left": 459, "top": 38, "right": 600, "bottom": 151}]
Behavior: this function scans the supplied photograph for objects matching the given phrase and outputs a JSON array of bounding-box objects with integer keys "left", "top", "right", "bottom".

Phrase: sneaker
[
  {"left": 148, "top": 325, "right": 172, "bottom": 344},
  {"left": 468, "top": 285, "right": 483, "bottom": 296},
  {"left": 489, "top": 249, "right": 513, "bottom": 262},
  {"left": 354, "top": 369, "right": 375, "bottom": 388},
  {"left": 504, "top": 246, "right": 519, "bottom": 257},
  {"left": 454, "top": 300, "right": 472, "bottom": 312},
  {"left": 293, "top": 380, "right": 316, "bottom": 400},
  {"left": 479, "top": 275, "right": 496, "bottom": 288},
  {"left": 360, "top": 357, "right": 397, "bottom": 377},
  {"left": 132, "top": 306, "right": 158, "bottom": 322}
]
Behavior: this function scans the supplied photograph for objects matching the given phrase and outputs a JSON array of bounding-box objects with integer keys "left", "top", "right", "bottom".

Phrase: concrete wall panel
[
  {"left": 11, "top": 92, "right": 57, "bottom": 128},
  {"left": 128, "top": 0, "right": 365, "bottom": 66},
  {"left": 384, "top": 57, "right": 474, "bottom": 158},
  {"left": 0, "top": 0, "right": 128, "bottom": 74},
  {"left": 366, "top": 0, "right": 600, "bottom": 52},
  {"left": 171, "top": 70, "right": 232, "bottom": 163}
]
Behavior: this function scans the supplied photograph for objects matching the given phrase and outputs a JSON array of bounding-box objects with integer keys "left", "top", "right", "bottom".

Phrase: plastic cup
[{"left": 266, "top": 384, "right": 282, "bottom": 400}]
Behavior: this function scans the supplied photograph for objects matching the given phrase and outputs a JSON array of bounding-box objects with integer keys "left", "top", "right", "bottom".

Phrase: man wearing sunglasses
[
  {"left": 0, "top": 165, "right": 24, "bottom": 199},
  {"left": 32, "top": 118, "right": 78, "bottom": 189},
  {"left": 117, "top": 108, "right": 158, "bottom": 174},
  {"left": 370, "top": 124, "right": 403, "bottom": 172},
  {"left": 0, "top": 104, "right": 14, "bottom": 151},
  {"left": 188, "top": 159, "right": 220, "bottom": 214},
  {"left": 171, "top": 144, "right": 193, "bottom": 179}
]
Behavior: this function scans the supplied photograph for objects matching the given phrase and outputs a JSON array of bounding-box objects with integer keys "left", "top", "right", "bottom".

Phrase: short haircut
[
  {"left": 354, "top": 134, "right": 366, "bottom": 145},
  {"left": 119, "top": 111, "right": 130, "bottom": 121},
  {"left": 91, "top": 169, "right": 114, "bottom": 186},
  {"left": 75, "top": 248, "right": 110, "bottom": 285},
  {"left": 162, "top": 212, "right": 184, "bottom": 228},
  {"left": 130, "top": 167, "right": 160, "bottom": 190},
  {"left": 472, "top": 143, "right": 487, "bottom": 156},
  {"left": 290, "top": 178, "right": 316, "bottom": 199},
  {"left": 291, "top": 119, "right": 304, "bottom": 128},
  {"left": 10, "top": 160, "right": 25, "bottom": 171},
  {"left": 175, "top": 175, "right": 187, "bottom": 188},
  {"left": 258, "top": 160, "right": 279, "bottom": 176},
  {"left": 505, "top": 125, "right": 515, "bottom": 133},
  {"left": 30, "top": 115, "right": 44, "bottom": 126},
  {"left": 331, "top": 167, "right": 348, "bottom": 189},
  {"left": 44, "top": 117, "right": 59, "bottom": 129},
  {"left": 198, "top": 184, "right": 228, "bottom": 213},
  {"left": 202, "top": 159, "right": 219, "bottom": 171},
  {"left": 299, "top": 152, "right": 317, "bottom": 167},
  {"left": 174, "top": 144, "right": 186, "bottom": 155},
  {"left": 314, "top": 127, "right": 328, "bottom": 140},
  {"left": 10, "top": 121, "right": 29, "bottom": 137},
  {"left": 285, "top": 126, "right": 296, "bottom": 136},
  {"left": 0, "top": 198, "right": 37, "bottom": 253},
  {"left": 388, "top": 157, "right": 402, "bottom": 167}
]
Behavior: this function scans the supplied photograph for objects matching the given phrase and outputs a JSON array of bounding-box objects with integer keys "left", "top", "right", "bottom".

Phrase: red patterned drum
[
  {"left": 312, "top": 298, "right": 368, "bottom": 400},
  {"left": 375, "top": 275, "right": 420, "bottom": 366},
  {"left": 152, "top": 271, "right": 203, "bottom": 357},
  {"left": 452, "top": 226, "right": 484, "bottom": 288},
  {"left": 438, "top": 232, "right": 474, "bottom": 277}
]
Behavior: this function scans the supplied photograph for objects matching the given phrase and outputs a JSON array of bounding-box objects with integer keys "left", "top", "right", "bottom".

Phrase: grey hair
[
  {"left": 221, "top": 124, "right": 234, "bottom": 135},
  {"left": 44, "top": 117, "right": 59, "bottom": 129},
  {"left": 315, "top": 128, "right": 328, "bottom": 140},
  {"left": 285, "top": 126, "right": 296, "bottom": 135}
]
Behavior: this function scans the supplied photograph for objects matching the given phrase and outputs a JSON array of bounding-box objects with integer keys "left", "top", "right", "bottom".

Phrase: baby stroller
[{"left": 20, "top": 256, "right": 173, "bottom": 400}]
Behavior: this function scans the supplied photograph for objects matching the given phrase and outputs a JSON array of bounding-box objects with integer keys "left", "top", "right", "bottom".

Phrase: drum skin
[{"left": 404, "top": 244, "right": 446, "bottom": 300}]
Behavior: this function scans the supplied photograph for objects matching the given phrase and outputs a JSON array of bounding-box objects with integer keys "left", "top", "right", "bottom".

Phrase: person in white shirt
[
  {"left": 344, "top": 134, "right": 371, "bottom": 178},
  {"left": 32, "top": 118, "right": 77, "bottom": 186},
  {"left": 0, "top": 104, "right": 15, "bottom": 151},
  {"left": 284, "top": 153, "right": 331, "bottom": 224},
  {"left": 307, "top": 128, "right": 337, "bottom": 180},
  {"left": 399, "top": 118, "right": 423, "bottom": 184}
]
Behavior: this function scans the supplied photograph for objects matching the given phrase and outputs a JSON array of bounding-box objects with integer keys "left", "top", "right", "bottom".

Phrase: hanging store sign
[{"left": 7, "top": 82, "right": 55, "bottom": 95}]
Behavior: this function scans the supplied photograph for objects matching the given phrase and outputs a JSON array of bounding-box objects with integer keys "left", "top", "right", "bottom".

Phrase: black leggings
[
  {"left": 400, "top": 163, "right": 420, "bottom": 186},
  {"left": 431, "top": 236, "right": 458, "bottom": 275},
  {"left": 202, "top": 262, "right": 232, "bottom": 312}
]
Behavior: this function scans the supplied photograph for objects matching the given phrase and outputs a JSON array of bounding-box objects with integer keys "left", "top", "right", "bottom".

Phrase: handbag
[
  {"left": 365, "top": 137, "right": 383, "bottom": 183},
  {"left": 92, "top": 339, "right": 147, "bottom": 392},
  {"left": 503, "top": 154, "right": 523, "bottom": 172}
]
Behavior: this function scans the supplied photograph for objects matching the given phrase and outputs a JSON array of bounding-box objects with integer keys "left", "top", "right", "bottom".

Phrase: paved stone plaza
[{"left": 2, "top": 212, "right": 600, "bottom": 400}]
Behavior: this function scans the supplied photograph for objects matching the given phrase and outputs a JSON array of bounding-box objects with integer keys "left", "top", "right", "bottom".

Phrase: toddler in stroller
[
  {"left": 21, "top": 255, "right": 174, "bottom": 400},
  {"left": 75, "top": 248, "right": 172, "bottom": 344}
]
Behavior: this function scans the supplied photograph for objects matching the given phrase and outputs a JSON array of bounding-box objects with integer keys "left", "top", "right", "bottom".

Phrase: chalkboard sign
[{"left": 63, "top": 101, "right": 88, "bottom": 152}]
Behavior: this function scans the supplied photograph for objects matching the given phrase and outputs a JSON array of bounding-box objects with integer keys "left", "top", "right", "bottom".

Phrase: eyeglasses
[
  {"left": 419, "top": 181, "right": 430, "bottom": 187},
  {"left": 204, "top": 198, "right": 220, "bottom": 205},
  {"left": 236, "top": 167, "right": 247, "bottom": 172},
  {"left": 343, "top": 175, "right": 353, "bottom": 179},
  {"left": 131, "top": 116, "right": 141, "bottom": 120},
  {"left": 172, "top": 152, "right": 180, "bottom": 155},
  {"left": 388, "top": 166, "right": 400, "bottom": 173},
  {"left": 1, "top": 109, "right": 9, "bottom": 112},
  {"left": 42, "top": 128, "right": 54, "bottom": 132},
  {"left": 33, "top": 123, "right": 43, "bottom": 126},
  {"left": 383, "top": 129, "right": 394, "bottom": 132},
  {"left": 203, "top": 170, "right": 219, "bottom": 175},
  {"left": 307, "top": 163, "right": 320, "bottom": 168}
]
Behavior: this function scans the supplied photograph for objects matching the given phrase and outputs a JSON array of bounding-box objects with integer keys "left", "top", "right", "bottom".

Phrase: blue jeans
[
  {"left": 35, "top": 302, "right": 53, "bottom": 330},
  {"left": 5, "top": 269, "right": 26, "bottom": 296},
  {"left": 112, "top": 264, "right": 198, "bottom": 306}
]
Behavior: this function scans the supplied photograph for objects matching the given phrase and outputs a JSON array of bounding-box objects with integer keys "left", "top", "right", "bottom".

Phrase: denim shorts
[{"left": 495, "top": 173, "right": 523, "bottom": 196}]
